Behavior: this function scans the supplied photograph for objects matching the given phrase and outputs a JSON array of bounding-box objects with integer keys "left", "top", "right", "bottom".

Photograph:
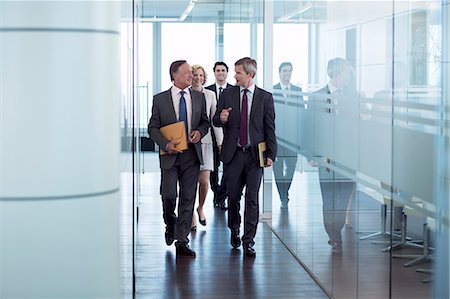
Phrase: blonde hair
[{"left": 191, "top": 64, "right": 208, "bottom": 85}]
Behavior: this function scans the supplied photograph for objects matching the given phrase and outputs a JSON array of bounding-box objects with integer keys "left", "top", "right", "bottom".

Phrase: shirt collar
[
  {"left": 240, "top": 84, "right": 255, "bottom": 94},
  {"left": 216, "top": 83, "right": 227, "bottom": 90},
  {"left": 280, "top": 83, "right": 290, "bottom": 90},
  {"left": 327, "top": 82, "right": 339, "bottom": 94},
  {"left": 172, "top": 85, "right": 190, "bottom": 95}
]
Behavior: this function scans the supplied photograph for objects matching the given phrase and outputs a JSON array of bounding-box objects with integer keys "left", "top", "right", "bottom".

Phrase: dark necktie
[
  {"left": 179, "top": 91, "right": 188, "bottom": 137},
  {"left": 218, "top": 87, "right": 223, "bottom": 99},
  {"left": 239, "top": 89, "right": 248, "bottom": 146}
]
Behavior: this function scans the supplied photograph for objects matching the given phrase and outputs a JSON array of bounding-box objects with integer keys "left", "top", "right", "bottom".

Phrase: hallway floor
[
  {"left": 120, "top": 153, "right": 433, "bottom": 299},
  {"left": 121, "top": 169, "right": 328, "bottom": 299}
]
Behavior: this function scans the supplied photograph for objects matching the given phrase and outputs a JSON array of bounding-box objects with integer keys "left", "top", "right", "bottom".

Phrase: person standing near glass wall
[
  {"left": 314, "top": 57, "right": 357, "bottom": 254},
  {"left": 273, "top": 62, "right": 303, "bottom": 209},
  {"left": 206, "top": 61, "right": 233, "bottom": 210},
  {"left": 190, "top": 64, "right": 224, "bottom": 231}
]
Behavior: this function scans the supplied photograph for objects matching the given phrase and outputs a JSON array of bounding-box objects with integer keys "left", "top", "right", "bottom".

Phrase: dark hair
[
  {"left": 235, "top": 57, "right": 257, "bottom": 78},
  {"left": 326, "top": 57, "right": 350, "bottom": 79},
  {"left": 213, "top": 61, "right": 229, "bottom": 72},
  {"left": 278, "top": 62, "right": 293, "bottom": 73},
  {"left": 170, "top": 60, "right": 187, "bottom": 81}
]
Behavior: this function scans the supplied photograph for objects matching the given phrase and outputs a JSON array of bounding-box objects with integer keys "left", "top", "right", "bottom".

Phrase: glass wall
[
  {"left": 271, "top": 0, "right": 446, "bottom": 298},
  {"left": 128, "top": 0, "right": 449, "bottom": 298},
  {"left": 120, "top": 1, "right": 140, "bottom": 298}
]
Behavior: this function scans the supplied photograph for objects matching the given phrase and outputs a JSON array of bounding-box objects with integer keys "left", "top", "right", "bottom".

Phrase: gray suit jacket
[
  {"left": 212, "top": 85, "right": 277, "bottom": 164},
  {"left": 148, "top": 88, "right": 210, "bottom": 170}
]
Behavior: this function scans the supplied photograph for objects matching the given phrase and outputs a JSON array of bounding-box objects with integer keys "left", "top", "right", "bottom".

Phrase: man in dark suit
[
  {"left": 148, "top": 60, "right": 210, "bottom": 258},
  {"left": 314, "top": 58, "right": 356, "bottom": 254},
  {"left": 273, "top": 62, "right": 303, "bottom": 209},
  {"left": 213, "top": 57, "right": 276, "bottom": 258},
  {"left": 206, "top": 61, "right": 233, "bottom": 210}
]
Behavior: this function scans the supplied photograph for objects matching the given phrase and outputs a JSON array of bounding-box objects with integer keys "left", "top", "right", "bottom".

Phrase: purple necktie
[{"left": 239, "top": 89, "right": 248, "bottom": 146}]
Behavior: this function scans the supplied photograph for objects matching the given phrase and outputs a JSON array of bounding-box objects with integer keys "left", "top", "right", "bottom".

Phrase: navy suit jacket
[
  {"left": 205, "top": 83, "right": 233, "bottom": 100},
  {"left": 148, "top": 88, "right": 210, "bottom": 170},
  {"left": 212, "top": 85, "right": 276, "bottom": 164},
  {"left": 273, "top": 83, "right": 303, "bottom": 100}
]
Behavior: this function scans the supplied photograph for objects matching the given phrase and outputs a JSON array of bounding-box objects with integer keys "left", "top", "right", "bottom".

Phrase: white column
[{"left": 0, "top": 2, "right": 121, "bottom": 298}]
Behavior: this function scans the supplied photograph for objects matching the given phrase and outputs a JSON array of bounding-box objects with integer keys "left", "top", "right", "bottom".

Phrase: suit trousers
[
  {"left": 273, "top": 145, "right": 298, "bottom": 203},
  {"left": 319, "top": 176, "right": 355, "bottom": 245},
  {"left": 210, "top": 136, "right": 227, "bottom": 203},
  {"left": 225, "top": 149, "right": 263, "bottom": 247},
  {"left": 160, "top": 146, "right": 200, "bottom": 244}
]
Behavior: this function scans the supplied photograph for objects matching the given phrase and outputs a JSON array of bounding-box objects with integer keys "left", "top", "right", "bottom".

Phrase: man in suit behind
[
  {"left": 273, "top": 62, "right": 303, "bottom": 209},
  {"left": 314, "top": 57, "right": 356, "bottom": 254},
  {"left": 213, "top": 57, "right": 276, "bottom": 258},
  {"left": 206, "top": 61, "right": 233, "bottom": 210},
  {"left": 148, "top": 60, "right": 210, "bottom": 258}
]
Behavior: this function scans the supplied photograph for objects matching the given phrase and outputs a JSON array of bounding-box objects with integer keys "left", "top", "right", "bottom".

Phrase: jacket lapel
[
  {"left": 166, "top": 88, "right": 178, "bottom": 123},
  {"left": 250, "top": 86, "right": 259, "bottom": 121},
  {"left": 189, "top": 88, "right": 198, "bottom": 126}
]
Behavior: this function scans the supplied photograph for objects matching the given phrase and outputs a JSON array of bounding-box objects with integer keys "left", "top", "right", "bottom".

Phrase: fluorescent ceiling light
[
  {"left": 179, "top": 0, "right": 197, "bottom": 22},
  {"left": 277, "top": 3, "right": 311, "bottom": 22}
]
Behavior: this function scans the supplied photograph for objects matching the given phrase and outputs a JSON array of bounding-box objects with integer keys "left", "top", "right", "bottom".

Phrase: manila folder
[
  {"left": 159, "top": 121, "right": 188, "bottom": 155},
  {"left": 258, "top": 141, "right": 267, "bottom": 167}
]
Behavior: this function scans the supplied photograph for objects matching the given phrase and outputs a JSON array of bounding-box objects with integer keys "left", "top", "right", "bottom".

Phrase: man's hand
[
  {"left": 166, "top": 139, "right": 183, "bottom": 154},
  {"left": 220, "top": 107, "right": 232, "bottom": 123},
  {"left": 266, "top": 157, "right": 273, "bottom": 167},
  {"left": 189, "top": 130, "right": 202, "bottom": 143}
]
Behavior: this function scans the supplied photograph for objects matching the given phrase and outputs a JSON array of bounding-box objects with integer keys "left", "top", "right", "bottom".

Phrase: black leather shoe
[
  {"left": 218, "top": 202, "right": 228, "bottom": 210},
  {"left": 231, "top": 233, "right": 241, "bottom": 249},
  {"left": 165, "top": 227, "right": 175, "bottom": 246},
  {"left": 244, "top": 245, "right": 256, "bottom": 258},
  {"left": 176, "top": 243, "right": 196, "bottom": 258}
]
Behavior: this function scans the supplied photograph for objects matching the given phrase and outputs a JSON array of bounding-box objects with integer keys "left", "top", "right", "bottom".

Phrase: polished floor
[
  {"left": 120, "top": 153, "right": 433, "bottom": 299},
  {"left": 120, "top": 155, "right": 328, "bottom": 299}
]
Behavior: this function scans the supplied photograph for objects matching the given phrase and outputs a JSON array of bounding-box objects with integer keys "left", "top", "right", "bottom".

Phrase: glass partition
[
  {"left": 128, "top": 0, "right": 448, "bottom": 298},
  {"left": 270, "top": 0, "right": 444, "bottom": 298}
]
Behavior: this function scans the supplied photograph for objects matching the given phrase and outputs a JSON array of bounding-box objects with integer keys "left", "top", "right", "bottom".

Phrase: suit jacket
[
  {"left": 212, "top": 85, "right": 277, "bottom": 164},
  {"left": 200, "top": 87, "right": 223, "bottom": 145},
  {"left": 314, "top": 84, "right": 350, "bottom": 182},
  {"left": 148, "top": 87, "right": 210, "bottom": 170},
  {"left": 273, "top": 83, "right": 303, "bottom": 156},
  {"left": 205, "top": 83, "right": 233, "bottom": 100},
  {"left": 273, "top": 83, "right": 303, "bottom": 99}
]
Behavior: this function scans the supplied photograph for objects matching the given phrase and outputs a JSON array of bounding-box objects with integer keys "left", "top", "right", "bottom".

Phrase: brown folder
[
  {"left": 159, "top": 121, "right": 188, "bottom": 155},
  {"left": 258, "top": 141, "right": 267, "bottom": 167}
]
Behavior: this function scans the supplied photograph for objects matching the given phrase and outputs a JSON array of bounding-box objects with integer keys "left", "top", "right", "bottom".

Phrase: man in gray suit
[
  {"left": 213, "top": 57, "right": 277, "bottom": 258},
  {"left": 148, "top": 60, "right": 210, "bottom": 258}
]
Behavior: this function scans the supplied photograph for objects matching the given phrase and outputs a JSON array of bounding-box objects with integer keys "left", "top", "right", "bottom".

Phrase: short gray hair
[{"left": 235, "top": 57, "right": 257, "bottom": 78}]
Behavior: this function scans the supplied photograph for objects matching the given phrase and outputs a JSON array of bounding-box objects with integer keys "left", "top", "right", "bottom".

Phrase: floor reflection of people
[
  {"left": 314, "top": 58, "right": 357, "bottom": 254},
  {"left": 273, "top": 62, "right": 303, "bottom": 209}
]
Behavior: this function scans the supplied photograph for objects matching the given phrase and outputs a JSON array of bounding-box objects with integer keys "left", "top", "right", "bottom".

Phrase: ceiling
[{"left": 138, "top": 0, "right": 327, "bottom": 23}]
